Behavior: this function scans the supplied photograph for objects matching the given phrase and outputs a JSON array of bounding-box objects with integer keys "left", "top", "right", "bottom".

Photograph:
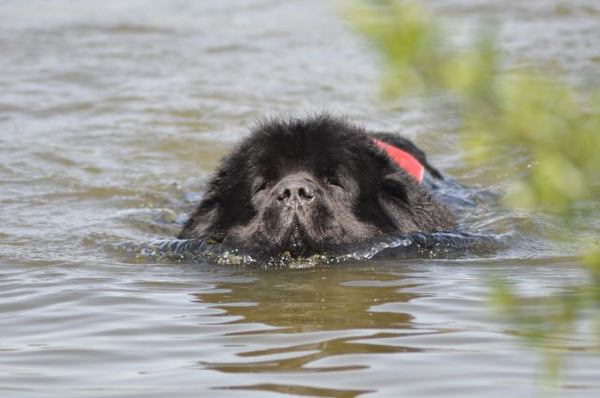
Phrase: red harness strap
[{"left": 372, "top": 138, "right": 425, "bottom": 183}]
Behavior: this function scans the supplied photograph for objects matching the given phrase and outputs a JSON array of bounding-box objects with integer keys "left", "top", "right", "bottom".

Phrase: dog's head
[{"left": 179, "top": 116, "right": 453, "bottom": 258}]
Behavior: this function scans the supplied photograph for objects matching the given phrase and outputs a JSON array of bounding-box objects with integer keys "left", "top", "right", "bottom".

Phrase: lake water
[{"left": 1, "top": 1, "right": 599, "bottom": 397}]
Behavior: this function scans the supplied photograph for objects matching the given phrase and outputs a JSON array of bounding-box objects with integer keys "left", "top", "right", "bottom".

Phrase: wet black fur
[{"left": 179, "top": 115, "right": 455, "bottom": 258}]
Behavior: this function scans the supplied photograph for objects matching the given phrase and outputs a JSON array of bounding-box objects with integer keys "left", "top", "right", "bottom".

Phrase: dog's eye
[
  {"left": 325, "top": 176, "right": 342, "bottom": 187},
  {"left": 254, "top": 179, "right": 270, "bottom": 194}
]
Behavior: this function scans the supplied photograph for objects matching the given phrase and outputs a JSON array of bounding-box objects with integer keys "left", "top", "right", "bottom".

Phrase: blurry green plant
[{"left": 348, "top": 0, "right": 600, "bottom": 382}]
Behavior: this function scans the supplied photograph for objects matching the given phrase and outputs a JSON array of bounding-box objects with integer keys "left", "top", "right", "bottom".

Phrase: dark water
[{"left": 1, "top": 1, "right": 599, "bottom": 397}]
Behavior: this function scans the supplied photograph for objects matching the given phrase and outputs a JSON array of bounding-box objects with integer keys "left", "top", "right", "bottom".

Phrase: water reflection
[
  {"left": 193, "top": 265, "right": 418, "bottom": 332},
  {"left": 192, "top": 264, "right": 424, "bottom": 396}
]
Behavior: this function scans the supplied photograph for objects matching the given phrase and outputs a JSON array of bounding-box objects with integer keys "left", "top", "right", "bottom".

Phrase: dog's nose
[{"left": 276, "top": 177, "right": 316, "bottom": 208}]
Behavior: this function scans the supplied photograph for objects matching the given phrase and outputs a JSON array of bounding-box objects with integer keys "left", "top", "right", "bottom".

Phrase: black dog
[{"left": 179, "top": 116, "right": 455, "bottom": 258}]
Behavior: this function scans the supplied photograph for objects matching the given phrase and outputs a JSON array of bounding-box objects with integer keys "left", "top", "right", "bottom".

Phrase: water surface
[{"left": 1, "top": 1, "right": 599, "bottom": 397}]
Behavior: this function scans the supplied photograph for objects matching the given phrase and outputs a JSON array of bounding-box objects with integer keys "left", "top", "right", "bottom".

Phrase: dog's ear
[
  {"left": 364, "top": 142, "right": 413, "bottom": 204},
  {"left": 381, "top": 172, "right": 411, "bottom": 204},
  {"left": 178, "top": 146, "right": 254, "bottom": 241},
  {"left": 177, "top": 195, "right": 219, "bottom": 240}
]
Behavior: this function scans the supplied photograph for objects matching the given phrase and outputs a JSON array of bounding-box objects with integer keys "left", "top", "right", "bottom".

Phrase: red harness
[{"left": 372, "top": 138, "right": 425, "bottom": 183}]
